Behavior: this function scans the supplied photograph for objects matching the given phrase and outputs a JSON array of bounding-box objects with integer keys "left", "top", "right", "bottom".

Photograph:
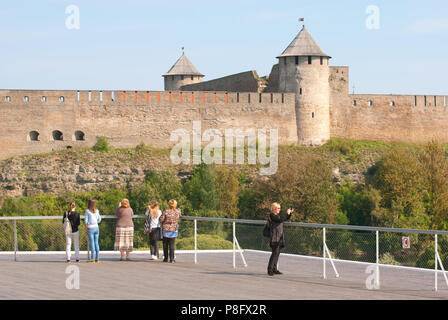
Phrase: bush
[
  {"left": 379, "top": 252, "right": 401, "bottom": 266},
  {"left": 93, "top": 136, "right": 110, "bottom": 152}
]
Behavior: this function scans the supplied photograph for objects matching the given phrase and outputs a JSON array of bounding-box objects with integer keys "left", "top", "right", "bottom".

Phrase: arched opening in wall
[
  {"left": 353, "top": 100, "right": 357, "bottom": 106},
  {"left": 52, "top": 130, "right": 63, "bottom": 141},
  {"left": 414, "top": 96, "right": 417, "bottom": 107},
  {"left": 5, "top": 96, "right": 11, "bottom": 102},
  {"left": 59, "top": 96, "right": 65, "bottom": 103},
  {"left": 24, "top": 96, "right": 29, "bottom": 102},
  {"left": 29, "top": 131, "right": 39, "bottom": 141},
  {"left": 77, "top": 91, "right": 80, "bottom": 102},
  {"left": 312, "top": 112, "right": 315, "bottom": 118},
  {"left": 308, "top": 56, "right": 312, "bottom": 64},
  {"left": 389, "top": 101, "right": 395, "bottom": 107},
  {"left": 444, "top": 96, "right": 447, "bottom": 107},
  {"left": 75, "top": 131, "right": 85, "bottom": 141},
  {"left": 181, "top": 75, "right": 184, "bottom": 80},
  {"left": 368, "top": 100, "right": 373, "bottom": 106},
  {"left": 191, "top": 76, "right": 194, "bottom": 80},
  {"left": 42, "top": 96, "right": 47, "bottom": 102}
]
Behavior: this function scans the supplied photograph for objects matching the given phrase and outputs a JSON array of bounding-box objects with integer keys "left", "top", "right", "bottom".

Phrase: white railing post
[
  {"left": 233, "top": 221, "right": 236, "bottom": 269},
  {"left": 323, "top": 227, "right": 326, "bottom": 279},
  {"left": 194, "top": 219, "right": 198, "bottom": 264},
  {"left": 13, "top": 219, "right": 18, "bottom": 262},
  {"left": 376, "top": 230, "right": 380, "bottom": 288},
  {"left": 435, "top": 234, "right": 438, "bottom": 291}
]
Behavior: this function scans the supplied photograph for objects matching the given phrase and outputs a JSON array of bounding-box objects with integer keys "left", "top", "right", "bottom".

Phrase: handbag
[
  {"left": 63, "top": 212, "right": 72, "bottom": 236},
  {"left": 263, "top": 217, "right": 271, "bottom": 238},
  {"left": 144, "top": 216, "right": 151, "bottom": 234}
]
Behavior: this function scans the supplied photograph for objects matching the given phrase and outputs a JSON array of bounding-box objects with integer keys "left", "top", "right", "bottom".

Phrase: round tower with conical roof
[
  {"left": 163, "top": 52, "right": 204, "bottom": 91},
  {"left": 277, "top": 25, "right": 331, "bottom": 146}
]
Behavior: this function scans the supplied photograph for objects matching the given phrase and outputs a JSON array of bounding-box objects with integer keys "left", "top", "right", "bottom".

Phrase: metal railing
[{"left": 1, "top": 215, "right": 448, "bottom": 291}]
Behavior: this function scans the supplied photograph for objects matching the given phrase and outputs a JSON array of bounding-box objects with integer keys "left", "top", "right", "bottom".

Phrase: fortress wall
[
  {"left": 180, "top": 71, "right": 261, "bottom": 92},
  {"left": 0, "top": 90, "right": 297, "bottom": 160},
  {"left": 330, "top": 94, "right": 448, "bottom": 143}
]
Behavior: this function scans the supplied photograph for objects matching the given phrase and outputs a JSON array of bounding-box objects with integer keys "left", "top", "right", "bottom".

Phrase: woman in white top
[
  {"left": 145, "top": 200, "right": 162, "bottom": 260},
  {"left": 84, "top": 199, "right": 102, "bottom": 263}
]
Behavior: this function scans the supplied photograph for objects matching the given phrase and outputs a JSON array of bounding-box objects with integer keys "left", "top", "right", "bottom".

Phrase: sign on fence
[{"left": 402, "top": 236, "right": 410, "bottom": 249}]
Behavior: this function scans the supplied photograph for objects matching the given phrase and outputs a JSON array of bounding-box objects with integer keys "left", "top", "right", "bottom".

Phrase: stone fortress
[{"left": 1, "top": 24, "right": 447, "bottom": 161}]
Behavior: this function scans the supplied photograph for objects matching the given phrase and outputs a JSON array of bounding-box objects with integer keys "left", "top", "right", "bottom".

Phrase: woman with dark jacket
[
  {"left": 62, "top": 201, "right": 81, "bottom": 263},
  {"left": 267, "top": 202, "right": 293, "bottom": 276}
]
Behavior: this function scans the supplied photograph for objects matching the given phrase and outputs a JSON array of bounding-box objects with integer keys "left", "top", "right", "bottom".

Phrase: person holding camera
[{"left": 267, "top": 202, "right": 293, "bottom": 276}]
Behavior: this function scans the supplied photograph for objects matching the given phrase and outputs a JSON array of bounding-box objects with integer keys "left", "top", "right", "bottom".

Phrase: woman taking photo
[
  {"left": 145, "top": 200, "right": 162, "bottom": 260},
  {"left": 115, "top": 199, "right": 134, "bottom": 261},
  {"left": 159, "top": 199, "right": 182, "bottom": 263},
  {"left": 62, "top": 201, "right": 80, "bottom": 263},
  {"left": 267, "top": 202, "right": 293, "bottom": 276},
  {"left": 85, "top": 199, "right": 102, "bottom": 263}
]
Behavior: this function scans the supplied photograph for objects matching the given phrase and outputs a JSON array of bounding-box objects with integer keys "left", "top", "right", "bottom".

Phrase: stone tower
[
  {"left": 163, "top": 52, "right": 204, "bottom": 91},
  {"left": 277, "top": 25, "right": 331, "bottom": 146}
]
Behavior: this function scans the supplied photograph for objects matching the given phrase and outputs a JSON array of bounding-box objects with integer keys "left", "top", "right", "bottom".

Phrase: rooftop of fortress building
[
  {"left": 277, "top": 25, "right": 331, "bottom": 58},
  {"left": 163, "top": 52, "right": 204, "bottom": 77}
]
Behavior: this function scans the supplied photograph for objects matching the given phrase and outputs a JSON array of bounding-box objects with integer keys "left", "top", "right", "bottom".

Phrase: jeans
[
  {"left": 162, "top": 237, "right": 176, "bottom": 261},
  {"left": 87, "top": 227, "right": 100, "bottom": 260},
  {"left": 65, "top": 231, "right": 79, "bottom": 260}
]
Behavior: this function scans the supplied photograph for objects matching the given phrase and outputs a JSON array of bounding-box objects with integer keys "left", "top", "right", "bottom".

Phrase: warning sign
[{"left": 402, "top": 236, "right": 410, "bottom": 249}]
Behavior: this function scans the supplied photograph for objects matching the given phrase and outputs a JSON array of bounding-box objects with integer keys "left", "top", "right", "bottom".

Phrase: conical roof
[
  {"left": 277, "top": 26, "right": 330, "bottom": 58},
  {"left": 163, "top": 53, "right": 204, "bottom": 77}
]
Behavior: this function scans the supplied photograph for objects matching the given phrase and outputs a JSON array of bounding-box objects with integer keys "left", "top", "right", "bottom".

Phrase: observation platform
[{"left": 0, "top": 250, "right": 447, "bottom": 300}]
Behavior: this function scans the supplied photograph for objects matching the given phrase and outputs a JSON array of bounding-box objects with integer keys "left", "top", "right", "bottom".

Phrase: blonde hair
[
  {"left": 168, "top": 199, "right": 177, "bottom": 210},
  {"left": 121, "top": 199, "right": 130, "bottom": 208},
  {"left": 271, "top": 202, "right": 281, "bottom": 212},
  {"left": 150, "top": 200, "right": 159, "bottom": 218}
]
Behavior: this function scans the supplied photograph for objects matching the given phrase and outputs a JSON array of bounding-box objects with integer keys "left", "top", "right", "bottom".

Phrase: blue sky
[{"left": 0, "top": 0, "right": 447, "bottom": 94}]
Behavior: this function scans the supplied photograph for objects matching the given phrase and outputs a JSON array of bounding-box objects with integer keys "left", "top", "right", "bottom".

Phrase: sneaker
[
  {"left": 95, "top": 259, "right": 99, "bottom": 263},
  {"left": 75, "top": 259, "right": 79, "bottom": 263},
  {"left": 163, "top": 258, "right": 168, "bottom": 262},
  {"left": 66, "top": 259, "right": 71, "bottom": 263},
  {"left": 170, "top": 260, "right": 175, "bottom": 263},
  {"left": 152, "top": 255, "right": 158, "bottom": 260},
  {"left": 267, "top": 270, "right": 274, "bottom": 276}
]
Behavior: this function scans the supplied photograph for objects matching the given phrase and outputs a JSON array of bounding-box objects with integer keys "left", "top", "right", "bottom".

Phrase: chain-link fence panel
[
  {"left": 284, "top": 226, "right": 323, "bottom": 257},
  {"left": 236, "top": 223, "right": 270, "bottom": 251},
  {"left": 0, "top": 220, "right": 14, "bottom": 251},
  {"left": 186, "top": 220, "right": 232, "bottom": 250},
  {"left": 379, "top": 232, "right": 434, "bottom": 269},
  {"left": 326, "top": 229, "right": 376, "bottom": 263},
  {"left": 16, "top": 219, "right": 90, "bottom": 251}
]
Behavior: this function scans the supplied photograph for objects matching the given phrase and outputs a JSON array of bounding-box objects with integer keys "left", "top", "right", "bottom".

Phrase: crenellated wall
[
  {"left": 330, "top": 93, "right": 448, "bottom": 143},
  {"left": 0, "top": 90, "right": 297, "bottom": 160}
]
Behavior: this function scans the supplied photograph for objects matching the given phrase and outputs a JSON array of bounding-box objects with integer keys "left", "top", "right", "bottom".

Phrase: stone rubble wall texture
[{"left": 0, "top": 90, "right": 297, "bottom": 160}]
